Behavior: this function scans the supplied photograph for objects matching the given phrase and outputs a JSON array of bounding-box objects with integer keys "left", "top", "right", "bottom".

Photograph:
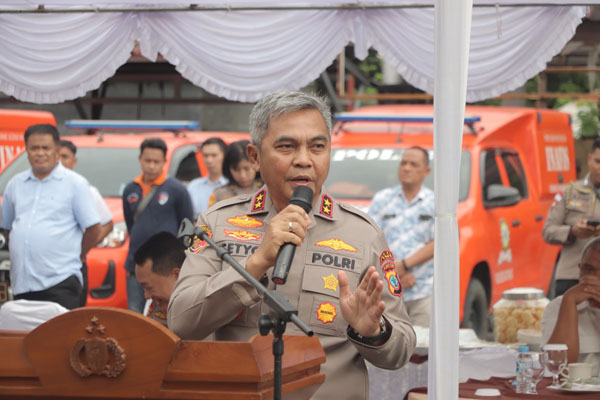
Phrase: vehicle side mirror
[{"left": 484, "top": 184, "right": 521, "bottom": 208}]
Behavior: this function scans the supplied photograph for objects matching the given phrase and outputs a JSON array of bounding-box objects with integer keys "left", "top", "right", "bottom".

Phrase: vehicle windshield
[
  {"left": 324, "top": 148, "right": 471, "bottom": 201},
  {"left": 0, "top": 148, "right": 141, "bottom": 197}
]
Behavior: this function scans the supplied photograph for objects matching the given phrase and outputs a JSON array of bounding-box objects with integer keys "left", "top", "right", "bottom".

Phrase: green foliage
[
  {"left": 523, "top": 76, "right": 538, "bottom": 108},
  {"left": 357, "top": 49, "right": 383, "bottom": 84},
  {"left": 577, "top": 101, "right": 600, "bottom": 139}
]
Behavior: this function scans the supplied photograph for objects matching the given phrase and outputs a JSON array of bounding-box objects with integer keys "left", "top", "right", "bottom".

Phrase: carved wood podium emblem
[{"left": 70, "top": 316, "right": 126, "bottom": 378}]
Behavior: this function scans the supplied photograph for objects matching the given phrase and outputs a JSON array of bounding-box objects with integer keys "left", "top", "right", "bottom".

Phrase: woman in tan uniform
[{"left": 208, "top": 140, "right": 263, "bottom": 207}]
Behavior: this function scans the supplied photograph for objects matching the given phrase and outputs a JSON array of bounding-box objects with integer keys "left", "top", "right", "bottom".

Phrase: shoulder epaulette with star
[
  {"left": 251, "top": 189, "right": 266, "bottom": 212},
  {"left": 320, "top": 194, "right": 333, "bottom": 218}
]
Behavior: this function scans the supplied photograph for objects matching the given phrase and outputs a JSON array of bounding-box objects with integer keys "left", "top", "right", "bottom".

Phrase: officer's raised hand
[
  {"left": 338, "top": 266, "right": 386, "bottom": 337},
  {"left": 245, "top": 204, "right": 312, "bottom": 280}
]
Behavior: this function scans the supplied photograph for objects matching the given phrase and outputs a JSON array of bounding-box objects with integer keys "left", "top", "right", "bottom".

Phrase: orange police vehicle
[
  {"left": 324, "top": 105, "right": 576, "bottom": 338},
  {"left": 0, "top": 120, "right": 249, "bottom": 308}
]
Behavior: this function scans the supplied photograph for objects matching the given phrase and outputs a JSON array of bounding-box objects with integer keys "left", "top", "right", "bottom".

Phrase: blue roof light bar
[
  {"left": 65, "top": 120, "right": 201, "bottom": 130},
  {"left": 334, "top": 113, "right": 481, "bottom": 125}
]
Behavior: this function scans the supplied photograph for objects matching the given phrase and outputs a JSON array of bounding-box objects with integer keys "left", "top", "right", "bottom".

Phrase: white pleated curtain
[
  {"left": 0, "top": 1, "right": 590, "bottom": 104},
  {"left": 0, "top": 1, "right": 597, "bottom": 400}
]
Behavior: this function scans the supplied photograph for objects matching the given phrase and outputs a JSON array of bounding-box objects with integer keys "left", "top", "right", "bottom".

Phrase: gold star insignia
[
  {"left": 323, "top": 205, "right": 330, "bottom": 214},
  {"left": 322, "top": 273, "right": 338, "bottom": 292},
  {"left": 324, "top": 198, "right": 331, "bottom": 207}
]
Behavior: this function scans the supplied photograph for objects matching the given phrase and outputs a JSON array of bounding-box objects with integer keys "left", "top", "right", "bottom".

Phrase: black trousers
[
  {"left": 554, "top": 279, "right": 579, "bottom": 297},
  {"left": 14, "top": 275, "right": 82, "bottom": 310},
  {"left": 80, "top": 262, "right": 88, "bottom": 307}
]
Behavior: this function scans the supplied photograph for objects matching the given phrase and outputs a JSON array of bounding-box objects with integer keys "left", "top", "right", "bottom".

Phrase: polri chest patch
[{"left": 157, "top": 191, "right": 169, "bottom": 205}]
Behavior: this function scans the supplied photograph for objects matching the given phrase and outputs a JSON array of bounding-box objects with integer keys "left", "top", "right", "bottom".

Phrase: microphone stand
[{"left": 190, "top": 225, "right": 314, "bottom": 400}]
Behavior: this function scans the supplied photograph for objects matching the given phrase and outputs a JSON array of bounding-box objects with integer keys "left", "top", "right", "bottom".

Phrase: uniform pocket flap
[{"left": 301, "top": 264, "right": 359, "bottom": 298}]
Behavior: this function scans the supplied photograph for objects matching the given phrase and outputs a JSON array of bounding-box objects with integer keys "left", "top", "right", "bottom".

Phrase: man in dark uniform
[
  {"left": 123, "top": 138, "right": 193, "bottom": 313},
  {"left": 168, "top": 91, "right": 415, "bottom": 399},
  {"left": 543, "top": 137, "right": 600, "bottom": 297}
]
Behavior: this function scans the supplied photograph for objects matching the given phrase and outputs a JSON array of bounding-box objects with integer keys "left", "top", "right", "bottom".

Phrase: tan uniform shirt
[
  {"left": 169, "top": 187, "right": 416, "bottom": 400},
  {"left": 543, "top": 179, "right": 600, "bottom": 280},
  {"left": 208, "top": 180, "right": 264, "bottom": 207}
]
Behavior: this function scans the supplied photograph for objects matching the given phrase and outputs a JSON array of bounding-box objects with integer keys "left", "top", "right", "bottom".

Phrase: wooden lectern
[{"left": 0, "top": 307, "right": 326, "bottom": 399}]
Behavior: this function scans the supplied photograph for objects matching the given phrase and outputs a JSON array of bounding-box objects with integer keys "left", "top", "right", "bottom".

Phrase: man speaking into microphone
[{"left": 168, "top": 91, "right": 415, "bottom": 400}]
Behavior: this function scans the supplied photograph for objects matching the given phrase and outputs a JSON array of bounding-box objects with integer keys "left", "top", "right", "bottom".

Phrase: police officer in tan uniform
[
  {"left": 543, "top": 138, "right": 600, "bottom": 297},
  {"left": 168, "top": 91, "right": 416, "bottom": 400}
]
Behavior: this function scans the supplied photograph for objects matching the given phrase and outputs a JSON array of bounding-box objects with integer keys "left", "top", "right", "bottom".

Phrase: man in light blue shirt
[
  {"left": 368, "top": 146, "right": 435, "bottom": 327},
  {"left": 187, "top": 138, "right": 228, "bottom": 215},
  {"left": 0, "top": 124, "right": 100, "bottom": 309}
]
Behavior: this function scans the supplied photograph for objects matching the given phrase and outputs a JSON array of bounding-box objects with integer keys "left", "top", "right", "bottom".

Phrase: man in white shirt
[
  {"left": 542, "top": 236, "right": 600, "bottom": 376},
  {"left": 0, "top": 125, "right": 100, "bottom": 310},
  {"left": 186, "top": 138, "right": 227, "bottom": 215}
]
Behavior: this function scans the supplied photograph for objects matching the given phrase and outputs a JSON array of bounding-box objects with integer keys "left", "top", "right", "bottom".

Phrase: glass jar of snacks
[{"left": 493, "top": 287, "right": 548, "bottom": 344}]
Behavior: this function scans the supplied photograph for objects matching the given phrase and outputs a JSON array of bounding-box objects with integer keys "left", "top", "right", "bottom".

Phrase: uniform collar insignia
[
  {"left": 319, "top": 194, "right": 333, "bottom": 219},
  {"left": 250, "top": 189, "right": 267, "bottom": 213}
]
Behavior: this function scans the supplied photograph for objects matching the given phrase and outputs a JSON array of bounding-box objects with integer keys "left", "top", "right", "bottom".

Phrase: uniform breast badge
[
  {"left": 322, "top": 273, "right": 339, "bottom": 292},
  {"left": 315, "top": 238, "right": 357, "bottom": 252},
  {"left": 227, "top": 215, "right": 264, "bottom": 228},
  {"left": 224, "top": 229, "right": 262, "bottom": 241},
  {"left": 316, "top": 302, "right": 337, "bottom": 324}
]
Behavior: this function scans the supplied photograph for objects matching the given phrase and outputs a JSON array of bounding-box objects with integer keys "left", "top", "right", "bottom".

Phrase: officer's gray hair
[
  {"left": 249, "top": 91, "right": 332, "bottom": 148},
  {"left": 581, "top": 236, "right": 600, "bottom": 260}
]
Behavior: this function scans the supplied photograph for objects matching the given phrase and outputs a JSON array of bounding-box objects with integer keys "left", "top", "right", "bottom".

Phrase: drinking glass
[
  {"left": 543, "top": 344, "right": 568, "bottom": 389},
  {"left": 524, "top": 352, "right": 547, "bottom": 394}
]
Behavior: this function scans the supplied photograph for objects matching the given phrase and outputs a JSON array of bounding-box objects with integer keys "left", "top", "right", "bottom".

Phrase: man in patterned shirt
[{"left": 368, "top": 146, "right": 434, "bottom": 327}]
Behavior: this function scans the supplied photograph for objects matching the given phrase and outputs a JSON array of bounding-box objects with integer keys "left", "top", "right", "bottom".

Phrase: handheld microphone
[{"left": 271, "top": 186, "right": 314, "bottom": 285}]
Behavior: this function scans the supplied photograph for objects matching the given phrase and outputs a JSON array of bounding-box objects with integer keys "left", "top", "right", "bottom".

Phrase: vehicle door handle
[
  {"left": 512, "top": 220, "right": 520, "bottom": 227},
  {"left": 535, "top": 215, "right": 543, "bottom": 221}
]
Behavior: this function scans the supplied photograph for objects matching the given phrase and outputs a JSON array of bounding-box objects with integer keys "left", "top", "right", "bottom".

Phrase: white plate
[{"left": 549, "top": 383, "right": 600, "bottom": 393}]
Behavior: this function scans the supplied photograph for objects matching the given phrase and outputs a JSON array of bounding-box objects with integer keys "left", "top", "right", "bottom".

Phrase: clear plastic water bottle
[{"left": 515, "top": 345, "right": 530, "bottom": 393}]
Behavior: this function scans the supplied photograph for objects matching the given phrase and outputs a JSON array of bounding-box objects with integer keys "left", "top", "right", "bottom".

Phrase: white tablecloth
[{"left": 367, "top": 331, "right": 518, "bottom": 400}]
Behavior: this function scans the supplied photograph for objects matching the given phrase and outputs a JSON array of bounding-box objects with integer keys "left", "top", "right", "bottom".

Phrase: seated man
[
  {"left": 542, "top": 236, "right": 600, "bottom": 376},
  {"left": 134, "top": 232, "right": 185, "bottom": 326}
]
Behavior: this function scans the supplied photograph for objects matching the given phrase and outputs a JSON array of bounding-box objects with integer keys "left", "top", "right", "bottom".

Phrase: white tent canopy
[
  {"left": 1, "top": 1, "right": 599, "bottom": 400},
  {"left": 0, "top": 1, "right": 592, "bottom": 104}
]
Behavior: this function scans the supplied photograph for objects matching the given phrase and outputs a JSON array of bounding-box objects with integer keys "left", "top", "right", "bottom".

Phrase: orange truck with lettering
[
  {"left": 324, "top": 105, "right": 576, "bottom": 338},
  {"left": 0, "top": 110, "right": 56, "bottom": 172}
]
